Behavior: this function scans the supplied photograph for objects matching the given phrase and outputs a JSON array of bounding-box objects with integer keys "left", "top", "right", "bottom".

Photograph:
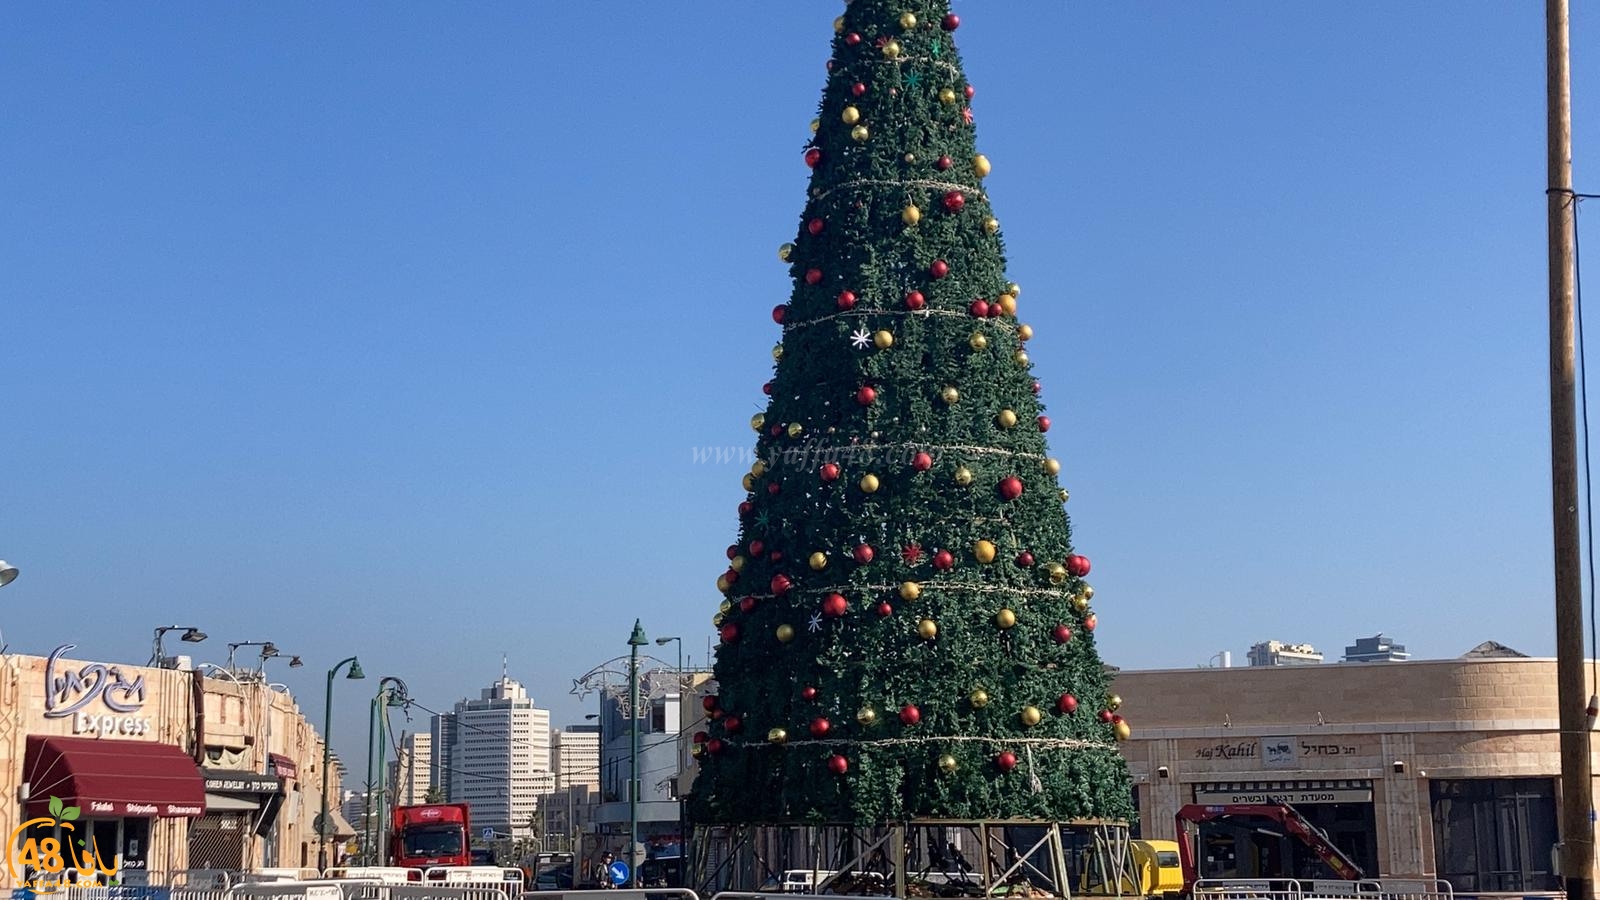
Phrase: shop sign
[
  {"left": 1261, "top": 737, "right": 1297, "bottom": 769},
  {"left": 203, "top": 770, "right": 282, "bottom": 793},
  {"left": 1191, "top": 740, "right": 1257, "bottom": 761},
  {"left": 1193, "top": 786, "right": 1374, "bottom": 805},
  {"left": 43, "top": 644, "right": 154, "bottom": 739}
]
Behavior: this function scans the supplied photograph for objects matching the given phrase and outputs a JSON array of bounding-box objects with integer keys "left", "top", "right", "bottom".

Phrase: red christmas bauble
[
  {"left": 707, "top": 738, "right": 725, "bottom": 755},
  {"left": 1057, "top": 694, "right": 1079, "bottom": 715},
  {"left": 828, "top": 754, "right": 849, "bottom": 774},
  {"left": 805, "top": 148, "right": 822, "bottom": 168},
  {"left": 771, "top": 573, "right": 793, "bottom": 595},
  {"left": 770, "top": 424, "right": 783, "bottom": 436},
  {"left": 766, "top": 482, "right": 781, "bottom": 496},
  {"left": 837, "top": 289, "right": 857, "bottom": 310},
  {"left": 822, "top": 592, "right": 848, "bottom": 618},
  {"left": 911, "top": 451, "right": 933, "bottom": 472},
  {"left": 738, "top": 501, "right": 754, "bottom": 516},
  {"left": 932, "top": 549, "right": 954, "bottom": 570},
  {"left": 820, "top": 462, "right": 841, "bottom": 483},
  {"left": 1066, "top": 554, "right": 1091, "bottom": 577},
  {"left": 930, "top": 259, "right": 950, "bottom": 279},
  {"left": 1085, "top": 613, "right": 1097, "bottom": 631},
  {"left": 809, "top": 717, "right": 831, "bottom": 737},
  {"left": 808, "top": 218, "right": 825, "bottom": 235},
  {"left": 935, "top": 154, "right": 953, "bottom": 171},
  {"left": 769, "top": 550, "right": 784, "bottom": 563},
  {"left": 762, "top": 381, "right": 773, "bottom": 395},
  {"left": 996, "top": 751, "right": 1017, "bottom": 772},
  {"left": 998, "top": 476, "right": 1024, "bottom": 501},
  {"left": 851, "top": 82, "right": 867, "bottom": 97},
  {"left": 749, "top": 539, "right": 765, "bottom": 556},
  {"left": 723, "top": 568, "right": 739, "bottom": 584},
  {"left": 942, "top": 13, "right": 961, "bottom": 31},
  {"left": 801, "top": 686, "right": 818, "bottom": 701},
  {"left": 703, "top": 695, "right": 719, "bottom": 712},
  {"left": 875, "top": 601, "right": 893, "bottom": 617},
  {"left": 1052, "top": 624, "right": 1073, "bottom": 644},
  {"left": 1098, "top": 709, "right": 1114, "bottom": 723},
  {"left": 1032, "top": 381, "right": 1042, "bottom": 394},
  {"left": 772, "top": 304, "right": 788, "bottom": 324},
  {"left": 905, "top": 290, "right": 927, "bottom": 310},
  {"left": 964, "top": 85, "right": 975, "bottom": 99},
  {"left": 969, "top": 299, "right": 990, "bottom": 318},
  {"left": 986, "top": 302, "right": 1003, "bottom": 318},
  {"left": 943, "top": 191, "right": 966, "bottom": 212},
  {"left": 856, "top": 385, "right": 877, "bottom": 406},
  {"left": 1112, "top": 714, "right": 1124, "bottom": 724},
  {"left": 899, "top": 704, "right": 922, "bottom": 725},
  {"left": 853, "top": 543, "right": 875, "bottom": 564},
  {"left": 726, "top": 544, "right": 739, "bottom": 560},
  {"left": 720, "top": 623, "right": 740, "bottom": 643},
  {"left": 723, "top": 715, "right": 743, "bottom": 734},
  {"left": 1038, "top": 415, "right": 1051, "bottom": 432},
  {"left": 805, "top": 268, "right": 823, "bottom": 285},
  {"left": 739, "top": 596, "right": 757, "bottom": 614},
  {"left": 844, "top": 32, "right": 861, "bottom": 46},
  {"left": 1015, "top": 551, "right": 1035, "bottom": 567},
  {"left": 692, "top": 731, "right": 709, "bottom": 744}
]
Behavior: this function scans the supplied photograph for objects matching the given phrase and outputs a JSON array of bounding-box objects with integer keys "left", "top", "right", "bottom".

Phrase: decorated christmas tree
[{"left": 689, "top": 0, "right": 1133, "bottom": 826}]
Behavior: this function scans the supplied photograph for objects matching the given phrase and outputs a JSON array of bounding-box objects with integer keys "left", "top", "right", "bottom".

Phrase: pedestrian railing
[{"left": 1193, "top": 879, "right": 1459, "bottom": 900}]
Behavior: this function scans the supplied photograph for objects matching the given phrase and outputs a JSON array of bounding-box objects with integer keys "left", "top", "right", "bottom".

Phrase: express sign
[{"left": 43, "top": 644, "right": 155, "bottom": 739}]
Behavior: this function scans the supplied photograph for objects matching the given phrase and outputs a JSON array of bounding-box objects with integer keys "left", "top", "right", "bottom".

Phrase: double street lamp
[
  {"left": 365, "top": 676, "right": 410, "bottom": 864},
  {"left": 150, "top": 625, "right": 208, "bottom": 666},
  {"left": 318, "top": 656, "right": 365, "bottom": 872}
]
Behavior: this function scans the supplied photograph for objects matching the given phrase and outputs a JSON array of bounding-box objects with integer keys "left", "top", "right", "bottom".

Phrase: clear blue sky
[{"left": 3, "top": 4, "right": 1597, "bottom": 766}]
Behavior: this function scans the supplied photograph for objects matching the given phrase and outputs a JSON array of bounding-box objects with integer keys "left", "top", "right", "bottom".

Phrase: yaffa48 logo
[{"left": 7, "top": 796, "right": 120, "bottom": 891}]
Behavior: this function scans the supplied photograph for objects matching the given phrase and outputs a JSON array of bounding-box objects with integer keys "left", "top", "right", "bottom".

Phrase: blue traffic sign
[
  {"left": 607, "top": 861, "right": 630, "bottom": 886},
  {"left": 482, "top": 827, "right": 495, "bottom": 840}
]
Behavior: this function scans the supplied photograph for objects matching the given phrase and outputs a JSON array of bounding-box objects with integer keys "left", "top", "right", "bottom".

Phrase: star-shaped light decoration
[
  {"left": 903, "top": 69, "right": 922, "bottom": 90},
  {"left": 808, "top": 611, "right": 825, "bottom": 633},
  {"left": 902, "top": 543, "right": 924, "bottom": 565},
  {"left": 961, "top": 107, "right": 974, "bottom": 125},
  {"left": 850, "top": 328, "right": 874, "bottom": 349},
  {"left": 930, "top": 38, "right": 943, "bottom": 58},
  {"left": 754, "top": 510, "right": 772, "bottom": 529}
]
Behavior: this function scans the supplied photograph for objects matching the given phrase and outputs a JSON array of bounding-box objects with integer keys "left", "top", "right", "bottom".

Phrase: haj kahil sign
[{"left": 43, "top": 644, "right": 153, "bottom": 738}]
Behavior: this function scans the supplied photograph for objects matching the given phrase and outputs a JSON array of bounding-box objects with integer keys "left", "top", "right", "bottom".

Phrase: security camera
[{"left": 1392, "top": 760, "right": 1406, "bottom": 774}]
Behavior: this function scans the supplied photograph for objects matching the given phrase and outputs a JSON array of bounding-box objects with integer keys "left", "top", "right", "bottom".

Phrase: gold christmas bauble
[
  {"left": 787, "top": 422, "right": 804, "bottom": 438},
  {"left": 997, "top": 409, "right": 1018, "bottom": 429},
  {"left": 842, "top": 105, "right": 861, "bottom": 125},
  {"left": 1048, "top": 563, "right": 1067, "bottom": 584},
  {"left": 997, "top": 293, "right": 1017, "bottom": 316},
  {"left": 941, "top": 386, "right": 960, "bottom": 405},
  {"left": 1060, "top": 488, "right": 1071, "bottom": 503},
  {"left": 902, "top": 204, "right": 922, "bottom": 225},
  {"left": 969, "top": 688, "right": 990, "bottom": 708},
  {"left": 918, "top": 618, "right": 938, "bottom": 639},
  {"left": 1107, "top": 694, "right": 1123, "bottom": 711},
  {"left": 954, "top": 466, "right": 973, "bottom": 486},
  {"left": 860, "top": 473, "right": 880, "bottom": 493},
  {"left": 712, "top": 612, "right": 724, "bottom": 627},
  {"left": 1020, "top": 705, "right": 1042, "bottom": 727},
  {"left": 1114, "top": 721, "right": 1132, "bottom": 742},
  {"left": 730, "top": 555, "right": 746, "bottom": 572},
  {"left": 768, "top": 727, "right": 789, "bottom": 744},
  {"left": 1082, "top": 584, "right": 1095, "bottom": 600},
  {"left": 1044, "top": 458, "right": 1061, "bottom": 476},
  {"left": 996, "top": 608, "right": 1017, "bottom": 629},
  {"left": 939, "top": 88, "right": 957, "bottom": 105},
  {"left": 973, "top": 539, "right": 997, "bottom": 564},
  {"left": 751, "top": 413, "right": 766, "bottom": 432},
  {"left": 742, "top": 473, "right": 756, "bottom": 492},
  {"left": 752, "top": 459, "right": 768, "bottom": 477},
  {"left": 833, "top": 15, "right": 845, "bottom": 33},
  {"left": 1071, "top": 594, "right": 1090, "bottom": 613},
  {"left": 899, "top": 581, "right": 922, "bottom": 601},
  {"left": 938, "top": 753, "right": 958, "bottom": 774},
  {"left": 1014, "top": 350, "right": 1030, "bottom": 366},
  {"left": 1007, "top": 282, "right": 1022, "bottom": 297},
  {"left": 716, "top": 575, "right": 730, "bottom": 593},
  {"left": 691, "top": 743, "right": 706, "bottom": 759},
  {"left": 720, "top": 599, "right": 733, "bottom": 615},
  {"left": 882, "top": 39, "right": 901, "bottom": 59},
  {"left": 776, "top": 624, "right": 795, "bottom": 643},
  {"left": 809, "top": 551, "right": 828, "bottom": 571},
  {"left": 899, "top": 11, "right": 918, "bottom": 30},
  {"left": 809, "top": 118, "right": 820, "bottom": 134},
  {"left": 851, "top": 124, "right": 870, "bottom": 142},
  {"left": 856, "top": 706, "right": 879, "bottom": 726},
  {"left": 873, "top": 330, "right": 895, "bottom": 349},
  {"left": 1017, "top": 324, "right": 1034, "bottom": 342},
  {"left": 779, "top": 242, "right": 794, "bottom": 261},
  {"left": 983, "top": 217, "right": 1000, "bottom": 235},
  {"left": 973, "top": 154, "right": 992, "bottom": 178},
  {"left": 772, "top": 344, "right": 784, "bottom": 361},
  {"left": 969, "top": 332, "right": 988, "bottom": 351}
]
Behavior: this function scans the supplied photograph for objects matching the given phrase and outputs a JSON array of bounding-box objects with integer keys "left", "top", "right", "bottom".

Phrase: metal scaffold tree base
[{"left": 689, "top": 819, "right": 1133, "bottom": 899}]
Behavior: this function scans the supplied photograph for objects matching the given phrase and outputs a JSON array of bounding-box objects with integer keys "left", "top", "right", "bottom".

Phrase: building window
[
  {"left": 1431, "top": 778, "right": 1558, "bottom": 893},
  {"left": 650, "top": 702, "right": 667, "bottom": 734}
]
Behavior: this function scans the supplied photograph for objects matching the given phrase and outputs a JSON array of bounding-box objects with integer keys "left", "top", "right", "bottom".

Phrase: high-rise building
[
  {"left": 429, "top": 712, "right": 457, "bottom": 801},
  {"left": 1247, "top": 640, "right": 1324, "bottom": 667},
  {"left": 434, "top": 670, "right": 554, "bottom": 839},
  {"left": 552, "top": 725, "right": 600, "bottom": 793},
  {"left": 1343, "top": 633, "right": 1410, "bottom": 663},
  {"left": 390, "top": 731, "right": 432, "bottom": 807}
]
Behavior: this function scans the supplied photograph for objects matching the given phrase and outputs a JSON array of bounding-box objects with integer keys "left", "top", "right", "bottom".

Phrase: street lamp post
[
  {"left": 228, "top": 640, "right": 280, "bottom": 676},
  {"left": 150, "top": 625, "right": 208, "bottom": 667},
  {"left": 318, "top": 656, "right": 365, "bottom": 872},
  {"left": 365, "top": 676, "right": 409, "bottom": 864},
  {"left": 627, "top": 620, "right": 648, "bottom": 888}
]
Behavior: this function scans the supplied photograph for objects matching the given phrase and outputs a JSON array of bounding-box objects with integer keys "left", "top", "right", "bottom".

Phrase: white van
[{"left": 777, "top": 869, "right": 838, "bottom": 893}]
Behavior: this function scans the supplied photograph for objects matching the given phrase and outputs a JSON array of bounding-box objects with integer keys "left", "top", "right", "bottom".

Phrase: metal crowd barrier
[{"left": 1193, "top": 879, "right": 1460, "bottom": 900}]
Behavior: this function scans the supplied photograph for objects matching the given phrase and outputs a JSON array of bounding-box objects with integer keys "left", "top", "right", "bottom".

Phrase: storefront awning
[
  {"left": 25, "top": 735, "right": 205, "bottom": 818},
  {"left": 203, "top": 793, "right": 261, "bottom": 812}
]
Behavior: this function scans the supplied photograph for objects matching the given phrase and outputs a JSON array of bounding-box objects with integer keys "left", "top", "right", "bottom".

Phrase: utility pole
[
  {"left": 627, "top": 620, "right": 649, "bottom": 889},
  {"left": 1547, "top": 1, "right": 1593, "bottom": 898}
]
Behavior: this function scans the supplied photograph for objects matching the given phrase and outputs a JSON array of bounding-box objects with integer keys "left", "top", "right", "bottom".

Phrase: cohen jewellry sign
[{"left": 43, "top": 644, "right": 153, "bottom": 738}]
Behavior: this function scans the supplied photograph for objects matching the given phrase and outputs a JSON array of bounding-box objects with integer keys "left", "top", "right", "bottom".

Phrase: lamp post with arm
[{"left": 318, "top": 656, "right": 365, "bottom": 872}]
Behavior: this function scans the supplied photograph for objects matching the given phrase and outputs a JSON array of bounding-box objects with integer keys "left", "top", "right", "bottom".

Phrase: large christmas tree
[{"left": 689, "top": 0, "right": 1133, "bottom": 826}]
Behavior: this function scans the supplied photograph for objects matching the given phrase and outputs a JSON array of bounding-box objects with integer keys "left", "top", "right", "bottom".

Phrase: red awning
[{"left": 25, "top": 735, "right": 205, "bottom": 818}]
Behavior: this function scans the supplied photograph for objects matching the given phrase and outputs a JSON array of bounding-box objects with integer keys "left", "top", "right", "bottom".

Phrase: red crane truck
[
  {"left": 1174, "top": 803, "right": 1365, "bottom": 894},
  {"left": 390, "top": 803, "right": 473, "bottom": 870}
]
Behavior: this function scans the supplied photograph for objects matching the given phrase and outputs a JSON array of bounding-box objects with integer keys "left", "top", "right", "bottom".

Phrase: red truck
[{"left": 390, "top": 803, "right": 472, "bottom": 870}]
